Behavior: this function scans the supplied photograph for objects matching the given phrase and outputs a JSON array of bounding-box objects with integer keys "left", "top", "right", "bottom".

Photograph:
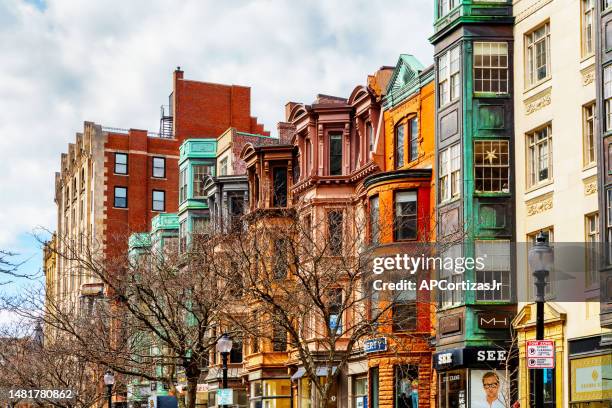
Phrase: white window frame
[
  {"left": 473, "top": 42, "right": 509, "bottom": 94},
  {"left": 582, "top": 0, "right": 595, "bottom": 57},
  {"left": 475, "top": 240, "right": 511, "bottom": 302},
  {"left": 583, "top": 102, "right": 596, "bottom": 167},
  {"left": 526, "top": 125, "right": 553, "bottom": 188},
  {"left": 438, "top": 45, "right": 461, "bottom": 107},
  {"left": 439, "top": 144, "right": 461, "bottom": 202},
  {"left": 152, "top": 190, "right": 165, "bottom": 212},
  {"left": 525, "top": 23, "right": 551, "bottom": 87},
  {"left": 438, "top": 0, "right": 459, "bottom": 18}
]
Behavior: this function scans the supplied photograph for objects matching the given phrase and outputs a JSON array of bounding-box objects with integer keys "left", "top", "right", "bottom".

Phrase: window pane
[
  {"left": 115, "top": 153, "right": 127, "bottom": 174},
  {"left": 330, "top": 134, "right": 343, "bottom": 175},
  {"left": 153, "top": 190, "right": 165, "bottom": 211},
  {"left": 474, "top": 42, "right": 508, "bottom": 93},
  {"left": 370, "top": 196, "right": 380, "bottom": 244},
  {"left": 273, "top": 167, "right": 288, "bottom": 207},
  {"left": 474, "top": 140, "right": 510, "bottom": 193},
  {"left": 395, "top": 191, "right": 417, "bottom": 240},
  {"left": 153, "top": 157, "right": 165, "bottom": 178},
  {"left": 328, "top": 210, "right": 343, "bottom": 255},
  {"left": 193, "top": 164, "right": 213, "bottom": 198},
  {"left": 395, "top": 125, "right": 405, "bottom": 168},
  {"left": 114, "top": 187, "right": 127, "bottom": 208}
]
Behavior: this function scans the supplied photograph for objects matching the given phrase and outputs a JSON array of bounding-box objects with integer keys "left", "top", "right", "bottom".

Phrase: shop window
[
  {"left": 394, "top": 365, "right": 419, "bottom": 408},
  {"left": 330, "top": 133, "right": 343, "bottom": 175},
  {"left": 273, "top": 167, "right": 288, "bottom": 207},
  {"left": 300, "top": 378, "right": 312, "bottom": 408},
  {"left": 394, "top": 191, "right": 418, "bottom": 241},
  {"left": 474, "top": 140, "right": 509, "bottom": 193},
  {"left": 353, "top": 376, "right": 367, "bottom": 408},
  {"left": 439, "top": 370, "right": 466, "bottom": 408},
  {"left": 529, "top": 369, "right": 555, "bottom": 408}
]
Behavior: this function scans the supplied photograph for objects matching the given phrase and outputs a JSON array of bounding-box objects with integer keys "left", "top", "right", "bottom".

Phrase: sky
[{"left": 0, "top": 0, "right": 434, "bottom": 295}]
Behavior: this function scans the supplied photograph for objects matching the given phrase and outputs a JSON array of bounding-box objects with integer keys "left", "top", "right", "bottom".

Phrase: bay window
[
  {"left": 474, "top": 42, "right": 509, "bottom": 93},
  {"left": 474, "top": 140, "right": 510, "bottom": 193}
]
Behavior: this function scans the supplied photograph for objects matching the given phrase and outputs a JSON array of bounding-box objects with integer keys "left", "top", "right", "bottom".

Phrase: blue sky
[{"left": 0, "top": 0, "right": 434, "bottom": 298}]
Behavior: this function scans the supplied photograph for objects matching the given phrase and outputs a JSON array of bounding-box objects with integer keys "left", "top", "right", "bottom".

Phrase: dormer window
[{"left": 329, "top": 133, "right": 343, "bottom": 176}]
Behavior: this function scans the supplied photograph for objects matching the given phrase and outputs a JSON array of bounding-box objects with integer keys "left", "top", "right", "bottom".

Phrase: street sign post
[{"left": 526, "top": 340, "right": 555, "bottom": 369}]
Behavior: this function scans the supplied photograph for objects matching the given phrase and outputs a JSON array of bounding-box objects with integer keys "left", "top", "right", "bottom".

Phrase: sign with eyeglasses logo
[{"left": 527, "top": 340, "right": 555, "bottom": 369}]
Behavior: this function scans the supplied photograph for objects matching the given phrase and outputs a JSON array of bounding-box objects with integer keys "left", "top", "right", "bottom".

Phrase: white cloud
[{"left": 0, "top": 0, "right": 434, "bottom": 251}]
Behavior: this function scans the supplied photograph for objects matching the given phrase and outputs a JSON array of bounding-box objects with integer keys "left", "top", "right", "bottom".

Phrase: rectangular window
[
  {"left": 408, "top": 118, "right": 418, "bottom": 162},
  {"left": 474, "top": 42, "right": 509, "bottom": 93},
  {"left": 392, "top": 288, "right": 417, "bottom": 332},
  {"left": 438, "top": 371, "right": 466, "bottom": 408},
  {"left": 179, "top": 220, "right": 187, "bottom": 253},
  {"left": 439, "top": 244, "right": 464, "bottom": 308},
  {"left": 329, "top": 133, "right": 343, "bottom": 175},
  {"left": 439, "top": 144, "right": 461, "bottom": 202},
  {"left": 273, "top": 167, "right": 288, "bottom": 207},
  {"left": 353, "top": 377, "right": 368, "bottom": 408},
  {"left": 219, "top": 157, "right": 228, "bottom": 176},
  {"left": 328, "top": 210, "right": 343, "bottom": 256},
  {"left": 273, "top": 239, "right": 288, "bottom": 279},
  {"left": 582, "top": 0, "right": 594, "bottom": 56},
  {"left": 394, "top": 191, "right": 417, "bottom": 241},
  {"left": 152, "top": 190, "right": 165, "bottom": 212},
  {"left": 114, "top": 186, "right": 127, "bottom": 208},
  {"left": 369, "top": 367, "right": 379, "bottom": 408},
  {"left": 229, "top": 336, "right": 243, "bottom": 363},
  {"left": 527, "top": 125, "right": 553, "bottom": 188},
  {"left": 328, "top": 288, "right": 343, "bottom": 334},
  {"left": 475, "top": 240, "right": 511, "bottom": 301},
  {"left": 367, "top": 122, "right": 374, "bottom": 153},
  {"left": 608, "top": 190, "right": 612, "bottom": 265},
  {"left": 438, "top": 0, "right": 458, "bottom": 18},
  {"left": 438, "top": 45, "right": 461, "bottom": 106},
  {"left": 193, "top": 164, "right": 213, "bottom": 199},
  {"left": 80, "top": 168, "right": 85, "bottom": 190},
  {"left": 114, "top": 153, "right": 128, "bottom": 175},
  {"left": 272, "top": 322, "right": 287, "bottom": 352},
  {"left": 370, "top": 196, "right": 380, "bottom": 245},
  {"left": 394, "top": 366, "right": 419, "bottom": 408},
  {"left": 152, "top": 157, "right": 165, "bottom": 178},
  {"left": 229, "top": 195, "right": 244, "bottom": 232},
  {"left": 395, "top": 125, "right": 405, "bottom": 168},
  {"left": 179, "top": 168, "right": 187, "bottom": 203},
  {"left": 605, "top": 66, "right": 612, "bottom": 132},
  {"left": 585, "top": 212, "right": 600, "bottom": 288},
  {"left": 583, "top": 103, "right": 596, "bottom": 166},
  {"left": 526, "top": 23, "right": 551, "bottom": 87},
  {"left": 606, "top": 0, "right": 612, "bottom": 9},
  {"left": 474, "top": 140, "right": 510, "bottom": 193}
]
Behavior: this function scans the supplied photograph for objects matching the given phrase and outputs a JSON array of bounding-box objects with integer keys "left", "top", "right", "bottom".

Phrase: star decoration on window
[{"left": 485, "top": 149, "right": 498, "bottom": 164}]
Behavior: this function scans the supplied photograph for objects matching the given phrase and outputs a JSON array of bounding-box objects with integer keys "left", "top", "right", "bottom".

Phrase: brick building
[{"left": 50, "top": 68, "right": 269, "bottom": 309}]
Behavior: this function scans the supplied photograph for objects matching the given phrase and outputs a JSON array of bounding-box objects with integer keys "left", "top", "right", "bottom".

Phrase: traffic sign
[
  {"left": 526, "top": 340, "right": 555, "bottom": 369},
  {"left": 216, "top": 389, "right": 233, "bottom": 405}
]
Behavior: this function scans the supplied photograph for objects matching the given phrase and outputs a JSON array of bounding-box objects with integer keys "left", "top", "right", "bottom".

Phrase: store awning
[{"left": 291, "top": 366, "right": 338, "bottom": 381}]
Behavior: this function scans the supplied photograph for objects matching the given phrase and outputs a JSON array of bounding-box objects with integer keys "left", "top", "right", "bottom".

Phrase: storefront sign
[
  {"left": 216, "top": 388, "right": 233, "bottom": 405},
  {"left": 477, "top": 313, "right": 510, "bottom": 329},
  {"left": 364, "top": 337, "right": 387, "bottom": 353},
  {"left": 527, "top": 340, "right": 555, "bottom": 369},
  {"left": 464, "top": 348, "right": 508, "bottom": 366},
  {"left": 440, "top": 315, "right": 462, "bottom": 335},
  {"left": 571, "top": 354, "right": 612, "bottom": 402},
  {"left": 433, "top": 349, "right": 463, "bottom": 369}
]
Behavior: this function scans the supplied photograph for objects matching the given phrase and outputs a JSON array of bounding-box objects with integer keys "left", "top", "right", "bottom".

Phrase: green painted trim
[
  {"left": 128, "top": 232, "right": 151, "bottom": 250},
  {"left": 179, "top": 139, "right": 217, "bottom": 164},
  {"left": 151, "top": 213, "right": 180, "bottom": 232}
]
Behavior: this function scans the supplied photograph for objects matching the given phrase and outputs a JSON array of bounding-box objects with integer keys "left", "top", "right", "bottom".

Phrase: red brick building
[{"left": 51, "top": 68, "right": 269, "bottom": 306}]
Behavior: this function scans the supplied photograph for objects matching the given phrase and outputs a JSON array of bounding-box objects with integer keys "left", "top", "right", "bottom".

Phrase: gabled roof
[{"left": 384, "top": 54, "right": 433, "bottom": 110}]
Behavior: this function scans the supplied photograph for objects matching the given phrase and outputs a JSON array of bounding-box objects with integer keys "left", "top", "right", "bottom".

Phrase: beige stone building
[{"left": 512, "top": 0, "right": 607, "bottom": 407}]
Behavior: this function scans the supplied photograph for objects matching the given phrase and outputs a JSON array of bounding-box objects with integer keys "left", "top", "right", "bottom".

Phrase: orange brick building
[{"left": 362, "top": 55, "right": 436, "bottom": 408}]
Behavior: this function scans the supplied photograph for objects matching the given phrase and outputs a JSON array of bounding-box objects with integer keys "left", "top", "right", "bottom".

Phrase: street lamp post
[
  {"left": 216, "top": 334, "right": 233, "bottom": 408},
  {"left": 528, "top": 232, "right": 554, "bottom": 408},
  {"left": 103, "top": 370, "right": 115, "bottom": 408}
]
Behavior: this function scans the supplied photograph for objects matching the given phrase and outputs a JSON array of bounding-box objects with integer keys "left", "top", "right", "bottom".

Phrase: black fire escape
[{"left": 159, "top": 92, "right": 173, "bottom": 138}]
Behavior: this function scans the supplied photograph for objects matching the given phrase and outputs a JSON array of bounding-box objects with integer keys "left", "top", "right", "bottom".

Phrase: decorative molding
[
  {"left": 584, "top": 177, "right": 598, "bottom": 195},
  {"left": 515, "top": 0, "right": 553, "bottom": 24},
  {"left": 581, "top": 64, "right": 595, "bottom": 86},
  {"left": 524, "top": 87, "right": 551, "bottom": 115},
  {"left": 526, "top": 194, "right": 553, "bottom": 216}
]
